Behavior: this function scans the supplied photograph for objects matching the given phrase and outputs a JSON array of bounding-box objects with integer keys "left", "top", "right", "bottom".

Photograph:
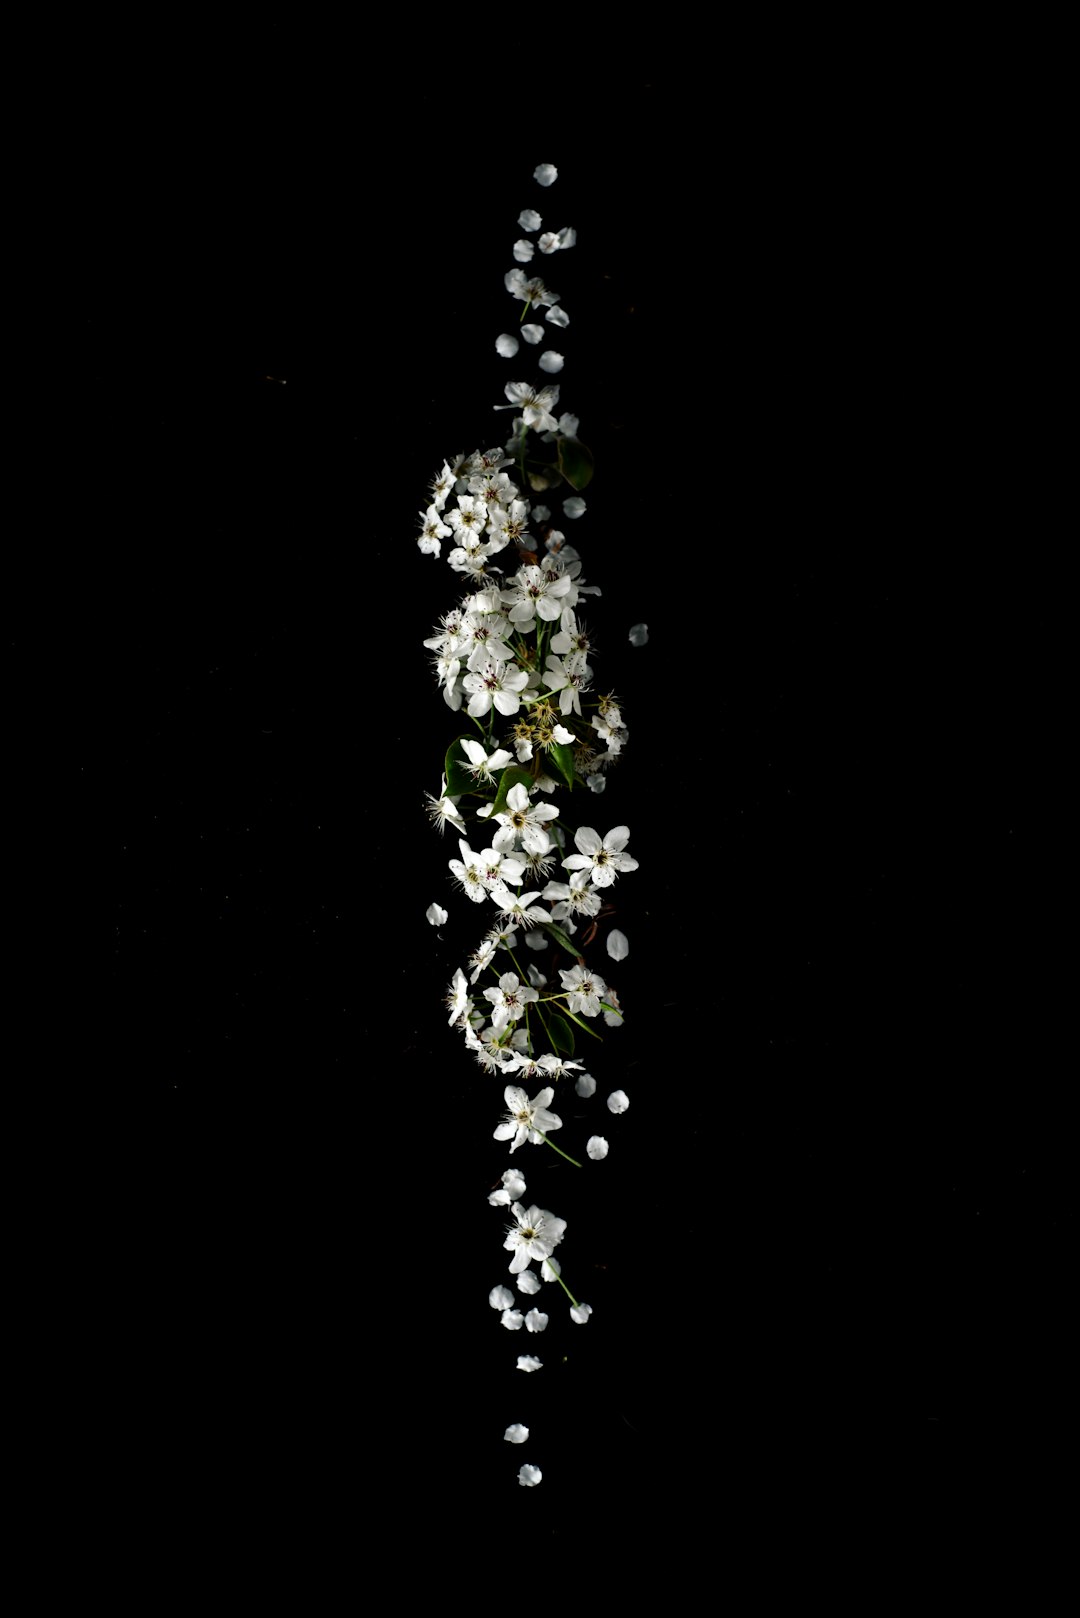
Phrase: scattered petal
[
  {"left": 607, "top": 1089, "right": 629, "bottom": 1114},
  {"left": 496, "top": 333, "right": 520, "bottom": 358},
  {"left": 513, "top": 239, "right": 535, "bottom": 263},
  {"left": 516, "top": 1270, "right": 541, "bottom": 1295},
  {"left": 504, "top": 1424, "right": 529, "bottom": 1444},
  {"left": 489, "top": 1285, "right": 515, "bottom": 1311},
  {"left": 586, "top": 775, "right": 607, "bottom": 794},
  {"left": 575, "top": 1072, "right": 597, "bottom": 1098},
  {"left": 533, "top": 163, "right": 558, "bottom": 187},
  {"left": 539, "top": 350, "right": 564, "bottom": 374},
  {"left": 518, "top": 1463, "right": 543, "bottom": 1486},
  {"left": 537, "top": 231, "right": 561, "bottom": 254},
  {"left": 525, "top": 1308, "right": 549, "bottom": 1333},
  {"left": 629, "top": 623, "right": 649, "bottom": 647},
  {"left": 586, "top": 1136, "right": 609, "bottom": 1160},
  {"left": 516, "top": 1355, "right": 543, "bottom": 1373},
  {"left": 540, "top": 1257, "right": 561, "bottom": 1282},
  {"left": 606, "top": 929, "right": 629, "bottom": 962},
  {"left": 531, "top": 504, "right": 551, "bottom": 521},
  {"left": 521, "top": 324, "right": 544, "bottom": 345},
  {"left": 562, "top": 497, "right": 586, "bottom": 519},
  {"left": 557, "top": 226, "right": 577, "bottom": 250},
  {"left": 518, "top": 208, "right": 542, "bottom": 232},
  {"left": 426, "top": 902, "right": 448, "bottom": 927},
  {"left": 570, "top": 1303, "right": 593, "bottom": 1325},
  {"left": 546, "top": 305, "right": 570, "bottom": 328},
  {"left": 500, "top": 1309, "right": 525, "bottom": 1331}
]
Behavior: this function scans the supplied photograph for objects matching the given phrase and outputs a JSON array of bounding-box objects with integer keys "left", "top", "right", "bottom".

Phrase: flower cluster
[{"left": 420, "top": 162, "right": 638, "bottom": 1491}]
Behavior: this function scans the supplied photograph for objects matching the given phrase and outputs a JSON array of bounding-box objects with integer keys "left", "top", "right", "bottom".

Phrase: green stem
[
  {"left": 543, "top": 998, "right": 604, "bottom": 1041},
  {"left": 533, "top": 1128, "right": 582, "bottom": 1168},
  {"left": 547, "top": 1267, "right": 580, "bottom": 1308}
]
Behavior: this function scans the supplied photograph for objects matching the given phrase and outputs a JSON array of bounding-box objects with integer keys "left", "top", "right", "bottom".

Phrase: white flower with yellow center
[{"left": 494, "top": 1089, "right": 563, "bottom": 1156}]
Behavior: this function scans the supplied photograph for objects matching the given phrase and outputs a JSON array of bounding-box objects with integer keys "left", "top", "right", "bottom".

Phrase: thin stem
[
  {"left": 533, "top": 1128, "right": 582, "bottom": 1168},
  {"left": 547, "top": 1267, "right": 580, "bottom": 1308}
]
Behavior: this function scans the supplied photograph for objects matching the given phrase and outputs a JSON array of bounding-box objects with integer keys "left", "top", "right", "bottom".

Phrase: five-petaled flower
[{"left": 494, "top": 1087, "right": 563, "bottom": 1154}]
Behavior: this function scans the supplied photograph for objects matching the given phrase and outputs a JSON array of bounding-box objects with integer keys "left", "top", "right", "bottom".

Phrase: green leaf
[
  {"left": 550, "top": 741, "right": 576, "bottom": 790},
  {"left": 543, "top": 921, "right": 580, "bottom": 957},
  {"left": 444, "top": 738, "right": 475, "bottom": 798},
  {"left": 555, "top": 436, "right": 594, "bottom": 492},
  {"left": 548, "top": 1014, "right": 575, "bottom": 1056},
  {"left": 490, "top": 765, "right": 536, "bottom": 818}
]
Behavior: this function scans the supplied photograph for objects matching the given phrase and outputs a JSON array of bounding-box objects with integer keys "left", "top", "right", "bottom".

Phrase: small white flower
[
  {"left": 500, "top": 1309, "right": 525, "bottom": 1331},
  {"left": 575, "top": 1072, "right": 596, "bottom": 1098},
  {"left": 545, "top": 305, "right": 570, "bottom": 328},
  {"left": 518, "top": 208, "right": 542, "bottom": 232},
  {"left": 516, "top": 1355, "right": 543, "bottom": 1373},
  {"left": 489, "top": 1285, "right": 515, "bottom": 1311},
  {"left": 558, "top": 963, "right": 608, "bottom": 1018},
  {"left": 607, "top": 1090, "right": 629, "bottom": 1114},
  {"left": 496, "top": 333, "right": 520, "bottom": 358},
  {"left": 563, "top": 825, "right": 638, "bottom": 889},
  {"left": 525, "top": 1309, "right": 549, "bottom": 1333},
  {"left": 518, "top": 1463, "right": 543, "bottom": 1486},
  {"left": 495, "top": 1087, "right": 564, "bottom": 1156},
  {"left": 502, "top": 1201, "right": 567, "bottom": 1274},
  {"left": 570, "top": 1303, "right": 593, "bottom": 1325},
  {"left": 487, "top": 1166, "right": 527, "bottom": 1208},
  {"left": 521, "top": 323, "right": 544, "bottom": 345},
  {"left": 586, "top": 1136, "right": 609, "bottom": 1160},
  {"left": 534, "top": 163, "right": 558, "bottom": 187},
  {"left": 516, "top": 1270, "right": 541, "bottom": 1295},
  {"left": 538, "top": 350, "right": 564, "bottom": 374},
  {"left": 446, "top": 967, "right": 471, "bottom": 1027},
  {"left": 562, "top": 497, "right": 586, "bottom": 519},
  {"left": 606, "top": 929, "right": 629, "bottom": 961},
  {"left": 629, "top": 623, "right": 649, "bottom": 647},
  {"left": 426, "top": 902, "right": 448, "bottom": 927},
  {"left": 512, "top": 239, "right": 535, "bottom": 263},
  {"left": 504, "top": 1424, "right": 529, "bottom": 1444}
]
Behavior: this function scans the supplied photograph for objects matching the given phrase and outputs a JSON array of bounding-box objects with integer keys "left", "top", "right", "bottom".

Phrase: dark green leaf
[
  {"left": 548, "top": 1014, "right": 575, "bottom": 1056},
  {"left": 544, "top": 921, "right": 580, "bottom": 957},
  {"left": 550, "top": 741, "right": 576, "bottom": 790},
  {"left": 555, "top": 436, "right": 595, "bottom": 492},
  {"left": 444, "top": 738, "right": 475, "bottom": 798}
]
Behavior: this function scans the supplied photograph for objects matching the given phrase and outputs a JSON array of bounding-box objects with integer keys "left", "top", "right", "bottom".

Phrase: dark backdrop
[{"left": 27, "top": 46, "right": 1061, "bottom": 1570}]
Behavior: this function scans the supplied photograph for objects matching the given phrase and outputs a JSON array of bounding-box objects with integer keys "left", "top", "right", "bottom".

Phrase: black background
[{"left": 23, "top": 40, "right": 1063, "bottom": 1570}]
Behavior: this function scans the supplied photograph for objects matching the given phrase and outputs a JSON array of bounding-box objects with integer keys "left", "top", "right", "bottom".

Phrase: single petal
[{"left": 606, "top": 929, "right": 629, "bottom": 961}]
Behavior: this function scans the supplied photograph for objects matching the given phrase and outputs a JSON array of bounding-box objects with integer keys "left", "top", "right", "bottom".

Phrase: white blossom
[
  {"left": 558, "top": 963, "right": 608, "bottom": 1018},
  {"left": 488, "top": 1166, "right": 528, "bottom": 1208},
  {"left": 502, "top": 1201, "right": 567, "bottom": 1274},
  {"left": 607, "top": 1089, "right": 629, "bottom": 1114},
  {"left": 494, "top": 1089, "right": 563, "bottom": 1155},
  {"left": 563, "top": 824, "right": 638, "bottom": 888},
  {"left": 586, "top": 1136, "right": 609, "bottom": 1160}
]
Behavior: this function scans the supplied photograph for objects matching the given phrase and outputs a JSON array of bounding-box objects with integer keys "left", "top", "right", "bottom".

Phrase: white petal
[
  {"left": 517, "top": 1463, "right": 543, "bottom": 1486},
  {"left": 553, "top": 724, "right": 575, "bottom": 744},
  {"left": 512, "top": 239, "right": 535, "bottom": 263},
  {"left": 628, "top": 622, "right": 649, "bottom": 647},
  {"left": 521, "top": 324, "right": 544, "bottom": 345},
  {"left": 489, "top": 1285, "right": 515, "bottom": 1310},
  {"left": 504, "top": 1424, "right": 529, "bottom": 1444},
  {"left": 586, "top": 774, "right": 607, "bottom": 794},
  {"left": 574, "top": 825, "right": 602, "bottom": 857},
  {"left": 500, "top": 1309, "right": 525, "bottom": 1330},
  {"left": 606, "top": 929, "right": 629, "bottom": 962},
  {"left": 586, "top": 1136, "right": 609, "bottom": 1160},
  {"left": 496, "top": 333, "right": 520, "bottom": 358},
  {"left": 562, "top": 497, "right": 586, "bottom": 519},
  {"left": 575, "top": 1072, "right": 596, "bottom": 1098},
  {"left": 426, "top": 902, "right": 448, "bottom": 927},
  {"left": 516, "top": 1270, "right": 541, "bottom": 1295},
  {"left": 545, "top": 304, "right": 570, "bottom": 328},
  {"left": 533, "top": 164, "right": 558, "bottom": 187},
  {"left": 607, "top": 1089, "right": 629, "bottom": 1114},
  {"left": 570, "top": 1303, "right": 593, "bottom": 1325},
  {"left": 516, "top": 1355, "right": 543, "bottom": 1372},
  {"left": 538, "top": 350, "right": 564, "bottom": 374},
  {"left": 518, "top": 208, "right": 542, "bottom": 232},
  {"left": 525, "top": 1309, "right": 549, "bottom": 1333}
]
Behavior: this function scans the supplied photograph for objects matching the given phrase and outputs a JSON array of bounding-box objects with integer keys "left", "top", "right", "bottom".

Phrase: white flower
[
  {"left": 606, "top": 929, "right": 629, "bottom": 961},
  {"left": 494, "top": 1088, "right": 563, "bottom": 1155},
  {"left": 558, "top": 963, "right": 608, "bottom": 1018},
  {"left": 489, "top": 1285, "right": 515, "bottom": 1311},
  {"left": 516, "top": 1270, "right": 541, "bottom": 1295},
  {"left": 570, "top": 1303, "right": 593, "bottom": 1325},
  {"left": 534, "top": 163, "right": 558, "bottom": 186},
  {"left": 417, "top": 503, "right": 450, "bottom": 558},
  {"left": 500, "top": 1309, "right": 525, "bottom": 1331},
  {"left": 493, "top": 783, "right": 560, "bottom": 855},
  {"left": 426, "top": 902, "right": 448, "bottom": 927},
  {"left": 470, "top": 937, "right": 498, "bottom": 985},
  {"left": 447, "top": 840, "right": 490, "bottom": 904},
  {"left": 446, "top": 967, "right": 471, "bottom": 1027},
  {"left": 518, "top": 208, "right": 541, "bottom": 231},
  {"left": 574, "top": 1071, "right": 596, "bottom": 1098},
  {"left": 502, "top": 1200, "right": 567, "bottom": 1274},
  {"left": 542, "top": 652, "right": 590, "bottom": 717},
  {"left": 563, "top": 825, "right": 638, "bottom": 888},
  {"left": 546, "top": 305, "right": 570, "bottom": 328},
  {"left": 495, "top": 380, "right": 561, "bottom": 433},
  {"left": 496, "top": 333, "right": 520, "bottom": 358},
  {"left": 488, "top": 1166, "right": 528, "bottom": 1207},
  {"left": 525, "top": 1309, "right": 549, "bottom": 1333},
  {"left": 516, "top": 1355, "right": 543, "bottom": 1373},
  {"left": 484, "top": 971, "right": 539, "bottom": 1029},
  {"left": 512, "top": 239, "right": 535, "bottom": 263},
  {"left": 517, "top": 1464, "right": 543, "bottom": 1486},
  {"left": 504, "top": 1424, "right": 529, "bottom": 1444},
  {"left": 459, "top": 737, "right": 514, "bottom": 785},
  {"left": 602, "top": 987, "right": 625, "bottom": 1028},
  {"left": 425, "top": 781, "right": 466, "bottom": 836},
  {"left": 462, "top": 659, "right": 529, "bottom": 719},
  {"left": 586, "top": 1136, "right": 609, "bottom": 1160},
  {"left": 629, "top": 623, "right": 649, "bottom": 647},
  {"left": 538, "top": 350, "right": 564, "bottom": 374},
  {"left": 607, "top": 1089, "right": 629, "bottom": 1114},
  {"left": 504, "top": 269, "right": 560, "bottom": 312},
  {"left": 521, "top": 323, "right": 544, "bottom": 345}
]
